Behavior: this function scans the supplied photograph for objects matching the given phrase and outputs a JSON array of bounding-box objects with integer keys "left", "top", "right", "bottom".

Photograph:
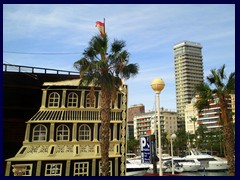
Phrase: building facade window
[
  {"left": 48, "top": 92, "right": 60, "bottom": 108},
  {"left": 56, "top": 124, "right": 70, "bottom": 141},
  {"left": 86, "top": 93, "right": 96, "bottom": 108},
  {"left": 79, "top": 124, "right": 91, "bottom": 140},
  {"left": 68, "top": 92, "right": 78, "bottom": 107},
  {"left": 73, "top": 162, "right": 89, "bottom": 176},
  {"left": 15, "top": 164, "right": 32, "bottom": 176},
  {"left": 45, "top": 163, "right": 62, "bottom": 176},
  {"left": 33, "top": 124, "right": 47, "bottom": 142}
]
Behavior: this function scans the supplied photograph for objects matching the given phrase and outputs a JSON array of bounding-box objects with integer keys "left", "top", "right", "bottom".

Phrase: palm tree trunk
[
  {"left": 223, "top": 124, "right": 235, "bottom": 176},
  {"left": 220, "top": 96, "right": 235, "bottom": 176},
  {"left": 100, "top": 87, "right": 111, "bottom": 176}
]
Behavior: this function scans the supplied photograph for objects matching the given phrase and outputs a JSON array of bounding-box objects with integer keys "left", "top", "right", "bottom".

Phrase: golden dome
[{"left": 151, "top": 78, "right": 165, "bottom": 92}]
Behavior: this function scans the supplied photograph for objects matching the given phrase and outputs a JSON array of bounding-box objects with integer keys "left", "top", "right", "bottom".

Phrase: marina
[
  {"left": 127, "top": 170, "right": 229, "bottom": 176},
  {"left": 126, "top": 150, "right": 229, "bottom": 176}
]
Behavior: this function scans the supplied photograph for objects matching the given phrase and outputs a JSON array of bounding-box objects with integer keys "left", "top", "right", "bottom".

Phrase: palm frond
[
  {"left": 218, "top": 64, "right": 226, "bottom": 80},
  {"left": 111, "top": 40, "right": 126, "bottom": 53},
  {"left": 224, "top": 72, "right": 235, "bottom": 94},
  {"left": 121, "top": 63, "right": 139, "bottom": 79},
  {"left": 194, "top": 83, "right": 213, "bottom": 112},
  {"left": 207, "top": 68, "right": 224, "bottom": 91}
]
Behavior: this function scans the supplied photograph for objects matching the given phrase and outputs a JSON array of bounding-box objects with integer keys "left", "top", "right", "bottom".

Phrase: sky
[{"left": 3, "top": 4, "right": 235, "bottom": 112}]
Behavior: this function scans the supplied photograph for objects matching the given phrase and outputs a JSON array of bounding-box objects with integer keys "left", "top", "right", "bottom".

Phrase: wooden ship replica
[{"left": 5, "top": 79, "right": 128, "bottom": 176}]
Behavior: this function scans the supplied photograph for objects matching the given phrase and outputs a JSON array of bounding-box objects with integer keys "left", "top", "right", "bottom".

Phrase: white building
[
  {"left": 133, "top": 109, "right": 178, "bottom": 140},
  {"left": 185, "top": 98, "right": 199, "bottom": 134},
  {"left": 174, "top": 41, "right": 204, "bottom": 129},
  {"left": 185, "top": 94, "right": 235, "bottom": 132}
]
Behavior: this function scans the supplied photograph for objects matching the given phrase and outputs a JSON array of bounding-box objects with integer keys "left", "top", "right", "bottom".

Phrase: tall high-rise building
[{"left": 174, "top": 41, "right": 204, "bottom": 129}]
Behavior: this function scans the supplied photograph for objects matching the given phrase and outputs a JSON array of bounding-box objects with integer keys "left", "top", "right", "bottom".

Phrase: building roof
[
  {"left": 43, "top": 79, "right": 81, "bottom": 86},
  {"left": 43, "top": 78, "right": 126, "bottom": 87}
]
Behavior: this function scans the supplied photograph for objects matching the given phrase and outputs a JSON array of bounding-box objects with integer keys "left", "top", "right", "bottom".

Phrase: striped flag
[
  {"left": 96, "top": 21, "right": 105, "bottom": 36},
  {"left": 147, "top": 130, "right": 152, "bottom": 135}
]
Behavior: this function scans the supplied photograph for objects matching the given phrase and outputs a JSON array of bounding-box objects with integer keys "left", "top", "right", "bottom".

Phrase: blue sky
[{"left": 3, "top": 4, "right": 235, "bottom": 112}]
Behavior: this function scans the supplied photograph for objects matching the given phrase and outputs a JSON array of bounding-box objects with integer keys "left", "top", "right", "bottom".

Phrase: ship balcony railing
[
  {"left": 17, "top": 141, "right": 121, "bottom": 158},
  {"left": 3, "top": 63, "right": 79, "bottom": 75},
  {"left": 29, "top": 109, "right": 123, "bottom": 122}
]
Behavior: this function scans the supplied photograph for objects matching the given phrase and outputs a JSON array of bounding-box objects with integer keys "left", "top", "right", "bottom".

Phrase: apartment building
[
  {"left": 133, "top": 109, "right": 178, "bottom": 140},
  {"left": 174, "top": 41, "right": 204, "bottom": 129}
]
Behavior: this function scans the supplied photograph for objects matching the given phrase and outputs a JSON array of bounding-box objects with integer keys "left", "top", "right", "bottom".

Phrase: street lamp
[
  {"left": 151, "top": 78, "right": 165, "bottom": 176},
  {"left": 170, "top": 133, "right": 177, "bottom": 175}
]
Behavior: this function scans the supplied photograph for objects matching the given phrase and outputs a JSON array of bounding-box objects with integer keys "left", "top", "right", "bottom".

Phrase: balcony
[{"left": 29, "top": 109, "right": 123, "bottom": 122}]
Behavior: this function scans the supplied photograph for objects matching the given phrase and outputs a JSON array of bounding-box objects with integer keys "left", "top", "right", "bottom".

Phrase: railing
[
  {"left": 29, "top": 109, "right": 123, "bottom": 121},
  {"left": 3, "top": 63, "right": 79, "bottom": 75}
]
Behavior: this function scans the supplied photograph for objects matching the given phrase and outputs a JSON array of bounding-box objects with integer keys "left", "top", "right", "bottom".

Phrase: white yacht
[
  {"left": 172, "top": 157, "right": 201, "bottom": 172},
  {"left": 185, "top": 149, "right": 229, "bottom": 171},
  {"left": 126, "top": 154, "right": 151, "bottom": 176},
  {"left": 147, "top": 160, "right": 183, "bottom": 174},
  {"left": 162, "top": 160, "right": 184, "bottom": 173}
]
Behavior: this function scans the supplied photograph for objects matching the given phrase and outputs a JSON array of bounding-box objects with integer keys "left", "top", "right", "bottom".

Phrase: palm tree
[
  {"left": 74, "top": 34, "right": 138, "bottom": 176},
  {"left": 174, "top": 129, "right": 187, "bottom": 156},
  {"left": 194, "top": 64, "right": 235, "bottom": 175},
  {"left": 190, "top": 116, "right": 197, "bottom": 134}
]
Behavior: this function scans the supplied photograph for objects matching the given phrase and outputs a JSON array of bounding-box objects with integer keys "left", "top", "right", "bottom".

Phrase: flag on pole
[
  {"left": 147, "top": 130, "right": 152, "bottom": 135},
  {"left": 96, "top": 21, "right": 105, "bottom": 36}
]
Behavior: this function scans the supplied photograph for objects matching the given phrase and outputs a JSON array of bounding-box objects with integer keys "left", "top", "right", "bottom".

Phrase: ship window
[
  {"left": 19, "top": 147, "right": 27, "bottom": 154},
  {"left": 50, "top": 146, "right": 55, "bottom": 154},
  {"left": 86, "top": 93, "right": 96, "bottom": 108},
  {"left": 99, "top": 161, "right": 112, "bottom": 176},
  {"left": 22, "top": 164, "right": 33, "bottom": 176},
  {"left": 13, "top": 164, "right": 33, "bottom": 176},
  {"left": 197, "top": 158, "right": 216, "bottom": 161},
  {"left": 79, "top": 124, "right": 91, "bottom": 140},
  {"left": 56, "top": 125, "right": 69, "bottom": 141},
  {"left": 48, "top": 92, "right": 60, "bottom": 108},
  {"left": 76, "top": 146, "right": 79, "bottom": 154},
  {"left": 33, "top": 124, "right": 47, "bottom": 142},
  {"left": 45, "top": 163, "right": 62, "bottom": 176},
  {"left": 73, "top": 162, "right": 89, "bottom": 176},
  {"left": 97, "top": 145, "right": 100, "bottom": 154},
  {"left": 68, "top": 92, "right": 78, "bottom": 107}
]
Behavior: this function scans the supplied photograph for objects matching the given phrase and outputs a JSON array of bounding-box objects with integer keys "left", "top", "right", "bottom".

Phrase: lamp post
[
  {"left": 151, "top": 78, "right": 165, "bottom": 176},
  {"left": 170, "top": 133, "right": 177, "bottom": 175}
]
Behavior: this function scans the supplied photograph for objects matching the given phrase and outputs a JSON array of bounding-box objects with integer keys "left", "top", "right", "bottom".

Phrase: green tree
[
  {"left": 127, "top": 138, "right": 139, "bottom": 154},
  {"left": 186, "top": 132, "right": 196, "bottom": 149},
  {"left": 174, "top": 128, "right": 188, "bottom": 156},
  {"left": 195, "top": 124, "right": 208, "bottom": 150},
  {"left": 161, "top": 131, "right": 169, "bottom": 154},
  {"left": 194, "top": 64, "right": 235, "bottom": 175},
  {"left": 74, "top": 34, "right": 139, "bottom": 176}
]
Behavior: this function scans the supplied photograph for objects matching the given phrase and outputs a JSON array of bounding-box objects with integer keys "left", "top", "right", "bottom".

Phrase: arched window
[
  {"left": 33, "top": 124, "right": 47, "bottom": 142},
  {"left": 79, "top": 124, "right": 91, "bottom": 141},
  {"left": 56, "top": 125, "right": 70, "bottom": 141},
  {"left": 48, "top": 92, "right": 60, "bottom": 108},
  {"left": 86, "top": 93, "right": 96, "bottom": 108},
  {"left": 68, "top": 92, "right": 78, "bottom": 107}
]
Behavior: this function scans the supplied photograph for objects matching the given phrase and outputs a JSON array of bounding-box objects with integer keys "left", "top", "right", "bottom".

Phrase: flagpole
[{"left": 104, "top": 18, "right": 105, "bottom": 34}]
